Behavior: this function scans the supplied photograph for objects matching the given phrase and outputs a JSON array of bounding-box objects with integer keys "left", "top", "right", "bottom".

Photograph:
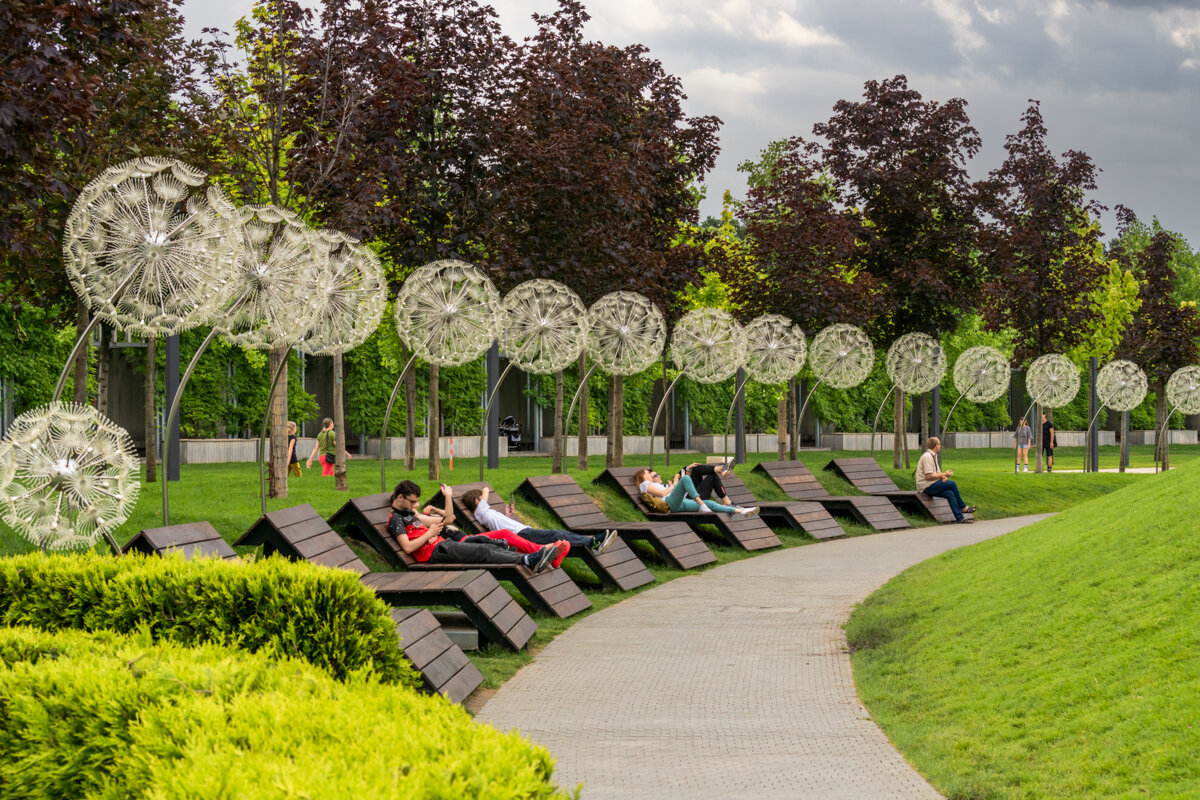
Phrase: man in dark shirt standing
[{"left": 1042, "top": 412, "right": 1056, "bottom": 472}]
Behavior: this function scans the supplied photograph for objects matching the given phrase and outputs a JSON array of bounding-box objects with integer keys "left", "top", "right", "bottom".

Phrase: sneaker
[
  {"left": 722, "top": 457, "right": 738, "bottom": 472},
  {"left": 551, "top": 539, "right": 571, "bottom": 568},
  {"left": 735, "top": 506, "right": 760, "bottom": 517},
  {"left": 528, "top": 545, "right": 558, "bottom": 573},
  {"left": 592, "top": 529, "right": 618, "bottom": 555}
]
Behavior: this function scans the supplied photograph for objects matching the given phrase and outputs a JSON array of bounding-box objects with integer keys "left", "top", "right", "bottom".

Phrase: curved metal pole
[
  {"left": 562, "top": 363, "right": 599, "bottom": 473},
  {"left": 793, "top": 377, "right": 826, "bottom": 455},
  {"left": 648, "top": 373, "right": 687, "bottom": 470},
  {"left": 937, "top": 377, "right": 984, "bottom": 470},
  {"left": 869, "top": 384, "right": 899, "bottom": 457},
  {"left": 722, "top": 372, "right": 750, "bottom": 463},
  {"left": 160, "top": 328, "right": 221, "bottom": 525},
  {"left": 1082, "top": 388, "right": 1120, "bottom": 473},
  {"left": 379, "top": 353, "right": 420, "bottom": 492},
  {"left": 52, "top": 273, "right": 140, "bottom": 402},
  {"left": 478, "top": 361, "right": 517, "bottom": 481},
  {"left": 1014, "top": 401, "right": 1037, "bottom": 475},
  {"left": 1154, "top": 404, "right": 1179, "bottom": 474},
  {"left": 257, "top": 354, "right": 291, "bottom": 516}
]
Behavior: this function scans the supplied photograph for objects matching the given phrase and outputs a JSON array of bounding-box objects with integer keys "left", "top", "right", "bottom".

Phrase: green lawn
[{"left": 846, "top": 452, "right": 1200, "bottom": 799}]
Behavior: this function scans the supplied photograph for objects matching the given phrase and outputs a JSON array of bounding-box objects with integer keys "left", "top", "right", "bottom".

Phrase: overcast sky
[{"left": 181, "top": 0, "right": 1200, "bottom": 245}]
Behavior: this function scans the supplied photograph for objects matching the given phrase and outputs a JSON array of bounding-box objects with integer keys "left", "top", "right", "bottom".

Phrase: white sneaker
[{"left": 736, "top": 506, "right": 760, "bottom": 517}]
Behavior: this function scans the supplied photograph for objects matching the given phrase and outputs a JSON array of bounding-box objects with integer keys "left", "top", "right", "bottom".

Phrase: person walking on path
[
  {"left": 286, "top": 421, "right": 302, "bottom": 478},
  {"left": 1014, "top": 418, "right": 1033, "bottom": 472},
  {"left": 307, "top": 417, "right": 349, "bottom": 477},
  {"left": 1042, "top": 412, "right": 1056, "bottom": 472},
  {"left": 915, "top": 436, "right": 976, "bottom": 523},
  {"left": 462, "top": 488, "right": 618, "bottom": 555}
]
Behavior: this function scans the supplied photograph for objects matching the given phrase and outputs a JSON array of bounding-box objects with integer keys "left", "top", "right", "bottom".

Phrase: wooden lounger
[
  {"left": 752, "top": 460, "right": 911, "bottom": 532},
  {"left": 423, "top": 482, "right": 654, "bottom": 592},
  {"left": 125, "top": 520, "right": 484, "bottom": 703},
  {"left": 712, "top": 471, "right": 847, "bottom": 541},
  {"left": 514, "top": 474, "right": 717, "bottom": 571},
  {"left": 594, "top": 468, "right": 781, "bottom": 552},
  {"left": 823, "top": 457, "right": 973, "bottom": 523},
  {"left": 235, "top": 504, "right": 536, "bottom": 653},
  {"left": 321, "top": 494, "right": 591, "bottom": 619}
]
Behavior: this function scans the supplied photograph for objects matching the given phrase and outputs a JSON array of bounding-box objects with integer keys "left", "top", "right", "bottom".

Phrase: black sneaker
[
  {"left": 722, "top": 457, "right": 738, "bottom": 471},
  {"left": 591, "top": 530, "right": 618, "bottom": 555},
  {"left": 529, "top": 545, "right": 558, "bottom": 572}
]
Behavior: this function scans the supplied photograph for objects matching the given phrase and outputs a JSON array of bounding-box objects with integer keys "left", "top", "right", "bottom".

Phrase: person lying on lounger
[
  {"left": 675, "top": 460, "right": 739, "bottom": 507},
  {"left": 631, "top": 468, "right": 758, "bottom": 517},
  {"left": 387, "top": 480, "right": 565, "bottom": 571},
  {"left": 460, "top": 488, "right": 618, "bottom": 556}
]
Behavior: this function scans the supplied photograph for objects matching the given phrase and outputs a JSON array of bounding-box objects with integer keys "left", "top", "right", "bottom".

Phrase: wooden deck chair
[
  {"left": 710, "top": 470, "right": 847, "bottom": 541},
  {"left": 594, "top": 468, "right": 781, "bottom": 552},
  {"left": 125, "top": 520, "right": 484, "bottom": 703},
  {"left": 513, "top": 474, "right": 717, "bottom": 571},
  {"left": 317, "top": 495, "right": 590, "bottom": 619},
  {"left": 823, "top": 457, "right": 973, "bottom": 523},
  {"left": 751, "top": 461, "right": 911, "bottom": 532},
  {"left": 420, "top": 482, "right": 655, "bottom": 592},
  {"left": 234, "top": 504, "right": 536, "bottom": 653}
]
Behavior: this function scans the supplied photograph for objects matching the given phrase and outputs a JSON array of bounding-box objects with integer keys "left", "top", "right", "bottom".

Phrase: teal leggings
[{"left": 665, "top": 475, "right": 736, "bottom": 514}]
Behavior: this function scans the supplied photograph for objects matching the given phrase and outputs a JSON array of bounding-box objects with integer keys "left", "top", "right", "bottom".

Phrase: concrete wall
[
  {"left": 1127, "top": 429, "right": 1198, "bottom": 446},
  {"left": 821, "top": 432, "right": 921, "bottom": 451},
  {"left": 365, "top": 436, "right": 507, "bottom": 461}
]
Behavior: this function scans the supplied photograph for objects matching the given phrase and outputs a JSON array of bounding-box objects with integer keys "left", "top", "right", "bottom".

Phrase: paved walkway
[{"left": 478, "top": 514, "right": 1051, "bottom": 800}]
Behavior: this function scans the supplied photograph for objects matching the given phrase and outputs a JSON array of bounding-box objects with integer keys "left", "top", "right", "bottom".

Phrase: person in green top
[{"left": 306, "top": 417, "right": 349, "bottom": 477}]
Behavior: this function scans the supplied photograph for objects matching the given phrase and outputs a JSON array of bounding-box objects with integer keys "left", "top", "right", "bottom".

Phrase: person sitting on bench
[
  {"left": 461, "top": 489, "right": 618, "bottom": 555},
  {"left": 388, "top": 480, "right": 564, "bottom": 571},
  {"left": 915, "top": 437, "right": 977, "bottom": 524},
  {"left": 632, "top": 468, "right": 758, "bottom": 517}
]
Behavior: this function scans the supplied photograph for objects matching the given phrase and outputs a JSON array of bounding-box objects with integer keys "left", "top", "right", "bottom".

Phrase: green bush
[
  {"left": 0, "top": 552, "right": 419, "bottom": 688},
  {"left": 0, "top": 626, "right": 567, "bottom": 799}
]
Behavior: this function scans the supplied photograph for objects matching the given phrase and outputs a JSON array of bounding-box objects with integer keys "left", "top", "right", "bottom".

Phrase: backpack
[{"left": 640, "top": 491, "right": 670, "bottom": 513}]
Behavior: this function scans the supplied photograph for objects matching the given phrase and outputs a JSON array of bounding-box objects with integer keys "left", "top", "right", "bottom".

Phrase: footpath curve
[{"left": 478, "top": 514, "right": 1051, "bottom": 800}]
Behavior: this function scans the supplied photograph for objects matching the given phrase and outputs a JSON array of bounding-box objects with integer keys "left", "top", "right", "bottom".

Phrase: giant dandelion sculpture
[
  {"left": 647, "top": 307, "right": 747, "bottom": 468},
  {"left": 1158, "top": 365, "right": 1200, "bottom": 472},
  {"left": 382, "top": 261, "right": 501, "bottom": 490},
  {"left": 725, "top": 315, "right": 807, "bottom": 459},
  {"left": 871, "top": 333, "right": 946, "bottom": 455},
  {"left": 1020, "top": 353, "right": 1080, "bottom": 474},
  {"left": 0, "top": 402, "right": 139, "bottom": 554},
  {"left": 1083, "top": 359, "right": 1147, "bottom": 472},
  {"left": 797, "top": 323, "right": 875, "bottom": 446},
  {"left": 942, "top": 345, "right": 1010, "bottom": 434},
  {"left": 564, "top": 291, "right": 666, "bottom": 472},
  {"left": 479, "top": 280, "right": 589, "bottom": 479}
]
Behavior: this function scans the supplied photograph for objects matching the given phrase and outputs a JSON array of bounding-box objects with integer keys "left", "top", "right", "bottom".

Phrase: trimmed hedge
[
  {"left": 0, "top": 552, "right": 419, "bottom": 688},
  {"left": 0, "top": 626, "right": 567, "bottom": 799}
]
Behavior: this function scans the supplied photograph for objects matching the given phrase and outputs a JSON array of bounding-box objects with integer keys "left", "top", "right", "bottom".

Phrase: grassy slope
[{"left": 847, "top": 455, "right": 1200, "bottom": 799}]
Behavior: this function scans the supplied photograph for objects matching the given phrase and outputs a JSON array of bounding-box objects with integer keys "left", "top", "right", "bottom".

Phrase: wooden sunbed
[
  {"left": 125, "top": 520, "right": 484, "bottom": 703},
  {"left": 234, "top": 504, "right": 536, "bottom": 653},
  {"left": 823, "top": 457, "right": 973, "bottom": 523},
  {"left": 712, "top": 470, "right": 847, "bottom": 541},
  {"left": 319, "top": 493, "right": 591, "bottom": 619},
  {"left": 513, "top": 474, "right": 717, "bottom": 570},
  {"left": 423, "top": 482, "right": 655, "bottom": 592},
  {"left": 594, "top": 468, "right": 781, "bottom": 552},
  {"left": 752, "top": 460, "right": 911, "bottom": 532}
]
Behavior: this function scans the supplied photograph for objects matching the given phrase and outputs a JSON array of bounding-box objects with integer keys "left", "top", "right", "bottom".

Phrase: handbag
[{"left": 639, "top": 491, "right": 670, "bottom": 513}]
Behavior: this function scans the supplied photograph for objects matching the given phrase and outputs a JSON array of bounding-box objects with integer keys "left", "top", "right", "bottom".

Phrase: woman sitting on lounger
[{"left": 632, "top": 468, "right": 758, "bottom": 517}]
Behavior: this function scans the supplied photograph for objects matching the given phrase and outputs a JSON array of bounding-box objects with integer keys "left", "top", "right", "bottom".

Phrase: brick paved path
[{"left": 478, "top": 515, "right": 1051, "bottom": 800}]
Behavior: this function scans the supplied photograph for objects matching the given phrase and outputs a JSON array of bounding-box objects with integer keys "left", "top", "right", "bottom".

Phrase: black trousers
[
  {"left": 429, "top": 539, "right": 526, "bottom": 565},
  {"left": 689, "top": 464, "right": 727, "bottom": 501}
]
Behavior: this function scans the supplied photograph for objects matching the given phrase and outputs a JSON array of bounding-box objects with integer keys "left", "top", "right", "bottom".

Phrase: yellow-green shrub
[
  {"left": 0, "top": 626, "right": 568, "bottom": 799},
  {"left": 0, "top": 552, "right": 418, "bottom": 688}
]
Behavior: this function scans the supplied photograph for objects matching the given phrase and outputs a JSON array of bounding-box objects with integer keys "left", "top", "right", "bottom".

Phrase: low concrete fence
[
  {"left": 1127, "top": 429, "right": 1198, "bottom": 446},
  {"left": 364, "top": 436, "right": 506, "bottom": 461},
  {"left": 180, "top": 438, "right": 318, "bottom": 464}
]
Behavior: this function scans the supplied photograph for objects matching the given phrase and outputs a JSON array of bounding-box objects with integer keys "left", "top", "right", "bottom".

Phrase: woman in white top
[
  {"left": 1013, "top": 418, "right": 1033, "bottom": 472},
  {"left": 632, "top": 468, "right": 758, "bottom": 517}
]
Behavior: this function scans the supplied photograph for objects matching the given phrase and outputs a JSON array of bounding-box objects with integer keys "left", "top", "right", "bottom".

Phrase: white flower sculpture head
[
  {"left": 808, "top": 323, "right": 874, "bottom": 389},
  {"left": 299, "top": 230, "right": 387, "bottom": 356},
  {"left": 217, "top": 205, "right": 325, "bottom": 351},
  {"left": 63, "top": 157, "right": 239, "bottom": 338},
  {"left": 0, "top": 402, "right": 139, "bottom": 551},
  {"left": 1166, "top": 366, "right": 1200, "bottom": 414},
  {"left": 952, "top": 346, "right": 1010, "bottom": 404},
  {"left": 586, "top": 291, "right": 666, "bottom": 376},
  {"left": 885, "top": 333, "right": 947, "bottom": 394},
  {"left": 500, "top": 280, "right": 588, "bottom": 375},
  {"left": 1096, "top": 359, "right": 1148, "bottom": 412},
  {"left": 1026, "top": 353, "right": 1080, "bottom": 409},
  {"left": 743, "top": 314, "right": 806, "bottom": 386},
  {"left": 669, "top": 308, "right": 747, "bottom": 385},
  {"left": 394, "top": 260, "right": 501, "bottom": 368}
]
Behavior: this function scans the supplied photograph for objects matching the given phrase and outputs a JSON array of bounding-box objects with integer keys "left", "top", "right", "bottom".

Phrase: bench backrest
[
  {"left": 238, "top": 504, "right": 371, "bottom": 575},
  {"left": 518, "top": 474, "right": 610, "bottom": 528},
  {"left": 123, "top": 521, "right": 237, "bottom": 560},
  {"left": 753, "top": 461, "right": 834, "bottom": 500},
  {"left": 827, "top": 457, "right": 902, "bottom": 493}
]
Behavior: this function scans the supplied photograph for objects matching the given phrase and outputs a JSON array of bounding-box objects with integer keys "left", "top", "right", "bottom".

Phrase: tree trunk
[
  {"left": 73, "top": 298, "right": 89, "bottom": 404},
  {"left": 892, "top": 390, "right": 905, "bottom": 468},
  {"left": 1156, "top": 377, "right": 1169, "bottom": 469},
  {"left": 576, "top": 352, "right": 588, "bottom": 471},
  {"left": 789, "top": 378, "right": 798, "bottom": 460},
  {"left": 95, "top": 324, "right": 110, "bottom": 415},
  {"left": 428, "top": 363, "right": 439, "bottom": 481},
  {"left": 333, "top": 351, "right": 348, "bottom": 491},
  {"left": 552, "top": 370, "right": 564, "bottom": 473},
  {"left": 1034, "top": 403, "right": 1044, "bottom": 473},
  {"left": 404, "top": 349, "right": 416, "bottom": 472},
  {"left": 1120, "top": 409, "right": 1130, "bottom": 472},
  {"left": 605, "top": 374, "right": 616, "bottom": 468},
  {"left": 777, "top": 392, "right": 787, "bottom": 460},
  {"left": 613, "top": 374, "right": 624, "bottom": 467},
  {"left": 916, "top": 393, "right": 928, "bottom": 450},
  {"left": 144, "top": 337, "right": 157, "bottom": 483},
  {"left": 268, "top": 345, "right": 288, "bottom": 498}
]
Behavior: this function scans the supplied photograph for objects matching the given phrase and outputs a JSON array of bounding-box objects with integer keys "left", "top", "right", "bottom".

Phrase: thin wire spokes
[
  {"left": 669, "top": 308, "right": 747, "bottom": 385},
  {"left": 1026, "top": 353, "right": 1081, "bottom": 409},
  {"left": 500, "top": 280, "right": 588, "bottom": 375},
  {"left": 743, "top": 314, "right": 806, "bottom": 386},
  {"left": 395, "top": 260, "right": 500, "bottom": 368},
  {"left": 952, "top": 346, "right": 1010, "bottom": 403},
  {"left": 586, "top": 291, "right": 665, "bottom": 376},
  {"left": 808, "top": 323, "right": 874, "bottom": 389},
  {"left": 1167, "top": 366, "right": 1200, "bottom": 415},
  {"left": 1096, "top": 359, "right": 1148, "bottom": 412},
  {"left": 885, "top": 333, "right": 946, "bottom": 394},
  {"left": 299, "top": 231, "right": 386, "bottom": 356}
]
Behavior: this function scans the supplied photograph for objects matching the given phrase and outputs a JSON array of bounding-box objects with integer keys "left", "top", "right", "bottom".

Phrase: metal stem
[
  {"left": 1082, "top": 389, "right": 1119, "bottom": 473},
  {"left": 870, "top": 385, "right": 898, "bottom": 457},
  {"left": 379, "top": 353, "right": 420, "bottom": 492},
  {"left": 1155, "top": 405, "right": 1179, "bottom": 474},
  {"left": 257, "top": 353, "right": 291, "bottom": 516},
  {"left": 562, "top": 363, "right": 599, "bottom": 473},
  {"left": 160, "top": 328, "right": 220, "bottom": 525},
  {"left": 52, "top": 273, "right": 141, "bottom": 402},
  {"left": 478, "top": 362, "right": 516, "bottom": 481},
  {"left": 101, "top": 530, "right": 122, "bottom": 556},
  {"left": 722, "top": 372, "right": 750, "bottom": 463},
  {"left": 793, "top": 378, "right": 825, "bottom": 454},
  {"left": 648, "top": 373, "right": 686, "bottom": 470}
]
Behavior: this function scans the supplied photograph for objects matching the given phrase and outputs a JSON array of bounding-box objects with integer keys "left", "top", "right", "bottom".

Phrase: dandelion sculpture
[
  {"left": 796, "top": 323, "right": 875, "bottom": 444},
  {"left": 647, "top": 307, "right": 747, "bottom": 468},
  {"left": 724, "top": 315, "right": 807, "bottom": 460},
  {"left": 1158, "top": 366, "right": 1200, "bottom": 472},
  {"left": 1020, "top": 353, "right": 1080, "bottom": 474},
  {"left": 0, "top": 402, "right": 139, "bottom": 554},
  {"left": 56, "top": 157, "right": 238, "bottom": 400},
  {"left": 1081, "top": 359, "right": 1148, "bottom": 473},
  {"left": 942, "top": 345, "right": 1010, "bottom": 434},
  {"left": 479, "top": 280, "right": 588, "bottom": 479},
  {"left": 381, "top": 261, "right": 500, "bottom": 490},
  {"left": 161, "top": 205, "right": 325, "bottom": 523},
  {"left": 564, "top": 291, "right": 666, "bottom": 471},
  {"left": 871, "top": 333, "right": 946, "bottom": 455}
]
